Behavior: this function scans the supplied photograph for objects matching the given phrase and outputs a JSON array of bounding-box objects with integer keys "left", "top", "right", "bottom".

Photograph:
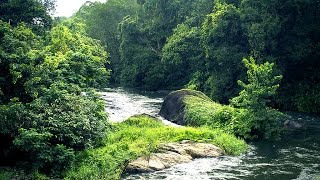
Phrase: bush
[
  {"left": 26, "top": 83, "right": 108, "bottom": 150},
  {"left": 14, "top": 129, "right": 75, "bottom": 174},
  {"left": 9, "top": 83, "right": 108, "bottom": 174},
  {"left": 230, "top": 57, "right": 284, "bottom": 140}
]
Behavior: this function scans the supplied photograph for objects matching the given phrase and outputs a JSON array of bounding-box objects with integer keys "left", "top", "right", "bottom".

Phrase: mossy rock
[
  {"left": 159, "top": 89, "right": 243, "bottom": 128},
  {"left": 159, "top": 89, "right": 219, "bottom": 125}
]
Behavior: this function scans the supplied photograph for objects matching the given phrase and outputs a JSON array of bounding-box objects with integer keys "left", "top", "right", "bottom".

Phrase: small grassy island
[{"left": 65, "top": 114, "right": 247, "bottom": 179}]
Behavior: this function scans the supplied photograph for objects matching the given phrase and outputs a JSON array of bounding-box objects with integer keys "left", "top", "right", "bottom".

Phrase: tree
[
  {"left": 231, "top": 57, "right": 282, "bottom": 109},
  {"left": 26, "top": 20, "right": 110, "bottom": 95},
  {"left": 117, "top": 0, "right": 211, "bottom": 89},
  {"left": 161, "top": 24, "right": 204, "bottom": 88},
  {"left": 0, "top": 20, "right": 38, "bottom": 104},
  {"left": 0, "top": 20, "right": 110, "bottom": 175},
  {"left": 74, "top": 0, "right": 138, "bottom": 82},
  {"left": 231, "top": 57, "right": 283, "bottom": 140},
  {"left": 200, "top": 2, "right": 248, "bottom": 102},
  {"left": 0, "top": 0, "right": 54, "bottom": 28}
]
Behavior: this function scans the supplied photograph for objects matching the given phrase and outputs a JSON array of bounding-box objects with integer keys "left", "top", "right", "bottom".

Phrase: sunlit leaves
[
  {"left": 231, "top": 57, "right": 282, "bottom": 109},
  {"left": 0, "top": 19, "right": 110, "bottom": 175},
  {"left": 230, "top": 57, "right": 284, "bottom": 140}
]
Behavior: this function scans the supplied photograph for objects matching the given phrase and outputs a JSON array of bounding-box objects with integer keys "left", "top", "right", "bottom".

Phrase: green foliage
[
  {"left": 14, "top": 128, "right": 75, "bottom": 174},
  {"left": 0, "top": 0, "right": 54, "bottom": 30},
  {"left": 0, "top": 19, "right": 110, "bottom": 176},
  {"left": 183, "top": 94, "right": 252, "bottom": 139},
  {"left": 118, "top": 16, "right": 164, "bottom": 89},
  {"left": 200, "top": 1, "right": 247, "bottom": 102},
  {"left": 76, "top": 0, "right": 320, "bottom": 114},
  {"left": 25, "top": 84, "right": 108, "bottom": 149},
  {"left": 231, "top": 57, "right": 284, "bottom": 140},
  {"left": 26, "top": 20, "right": 110, "bottom": 95},
  {"left": 0, "top": 169, "right": 49, "bottom": 180},
  {"left": 0, "top": 170, "right": 14, "bottom": 180},
  {"left": 0, "top": 20, "right": 39, "bottom": 103},
  {"left": 74, "top": 0, "right": 138, "bottom": 82},
  {"left": 65, "top": 115, "right": 247, "bottom": 179},
  {"left": 230, "top": 57, "right": 282, "bottom": 109},
  {"left": 0, "top": 169, "right": 26, "bottom": 180},
  {"left": 116, "top": 0, "right": 214, "bottom": 89},
  {"left": 162, "top": 24, "right": 204, "bottom": 88},
  {"left": 181, "top": 83, "right": 285, "bottom": 140},
  {"left": 186, "top": 71, "right": 207, "bottom": 90},
  {"left": 292, "top": 83, "right": 320, "bottom": 113},
  {"left": 240, "top": 0, "right": 320, "bottom": 113}
]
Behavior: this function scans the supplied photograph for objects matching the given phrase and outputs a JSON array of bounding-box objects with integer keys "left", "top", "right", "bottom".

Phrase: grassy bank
[{"left": 65, "top": 115, "right": 247, "bottom": 179}]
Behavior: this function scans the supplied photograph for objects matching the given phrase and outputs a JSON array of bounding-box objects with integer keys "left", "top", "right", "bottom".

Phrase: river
[{"left": 100, "top": 87, "right": 320, "bottom": 180}]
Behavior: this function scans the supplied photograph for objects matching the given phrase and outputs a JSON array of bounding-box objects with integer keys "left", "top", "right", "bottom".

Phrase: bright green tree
[{"left": 231, "top": 57, "right": 284, "bottom": 140}]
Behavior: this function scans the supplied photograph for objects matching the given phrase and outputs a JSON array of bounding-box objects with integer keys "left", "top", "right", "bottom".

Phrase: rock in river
[
  {"left": 125, "top": 140, "right": 224, "bottom": 173},
  {"left": 159, "top": 89, "right": 211, "bottom": 125},
  {"left": 284, "top": 120, "right": 304, "bottom": 130}
]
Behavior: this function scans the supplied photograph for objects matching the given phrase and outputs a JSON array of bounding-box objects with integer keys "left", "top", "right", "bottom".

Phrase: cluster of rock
[{"left": 125, "top": 140, "right": 224, "bottom": 173}]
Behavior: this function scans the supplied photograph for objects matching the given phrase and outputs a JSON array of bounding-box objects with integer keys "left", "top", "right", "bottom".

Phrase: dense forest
[
  {"left": 75, "top": 0, "right": 320, "bottom": 113},
  {"left": 0, "top": 0, "right": 319, "bottom": 179}
]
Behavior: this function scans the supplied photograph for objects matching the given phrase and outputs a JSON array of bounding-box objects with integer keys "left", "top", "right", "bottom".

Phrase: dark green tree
[
  {"left": 201, "top": 2, "right": 248, "bottom": 102},
  {"left": 162, "top": 24, "right": 204, "bottom": 88},
  {"left": 0, "top": 0, "right": 54, "bottom": 28},
  {"left": 74, "top": 0, "right": 138, "bottom": 82}
]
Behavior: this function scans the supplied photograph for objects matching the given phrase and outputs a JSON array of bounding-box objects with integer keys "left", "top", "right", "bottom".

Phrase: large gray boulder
[
  {"left": 159, "top": 89, "right": 211, "bottom": 125},
  {"left": 125, "top": 140, "right": 224, "bottom": 173}
]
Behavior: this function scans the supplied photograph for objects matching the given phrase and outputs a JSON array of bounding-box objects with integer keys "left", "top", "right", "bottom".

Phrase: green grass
[
  {"left": 65, "top": 115, "right": 248, "bottom": 180},
  {"left": 183, "top": 95, "right": 254, "bottom": 139},
  {"left": 184, "top": 95, "right": 244, "bottom": 127},
  {"left": 184, "top": 95, "right": 225, "bottom": 126}
]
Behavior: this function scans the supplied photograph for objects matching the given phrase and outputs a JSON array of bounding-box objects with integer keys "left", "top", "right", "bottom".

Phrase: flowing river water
[{"left": 100, "top": 87, "right": 320, "bottom": 180}]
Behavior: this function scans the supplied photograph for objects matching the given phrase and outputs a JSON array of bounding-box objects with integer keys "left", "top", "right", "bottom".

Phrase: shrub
[
  {"left": 13, "top": 129, "right": 75, "bottom": 174},
  {"left": 10, "top": 84, "right": 108, "bottom": 174},
  {"left": 230, "top": 57, "right": 284, "bottom": 140}
]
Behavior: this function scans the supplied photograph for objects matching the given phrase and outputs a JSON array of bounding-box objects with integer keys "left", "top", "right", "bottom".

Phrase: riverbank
[{"left": 1, "top": 88, "right": 319, "bottom": 179}]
